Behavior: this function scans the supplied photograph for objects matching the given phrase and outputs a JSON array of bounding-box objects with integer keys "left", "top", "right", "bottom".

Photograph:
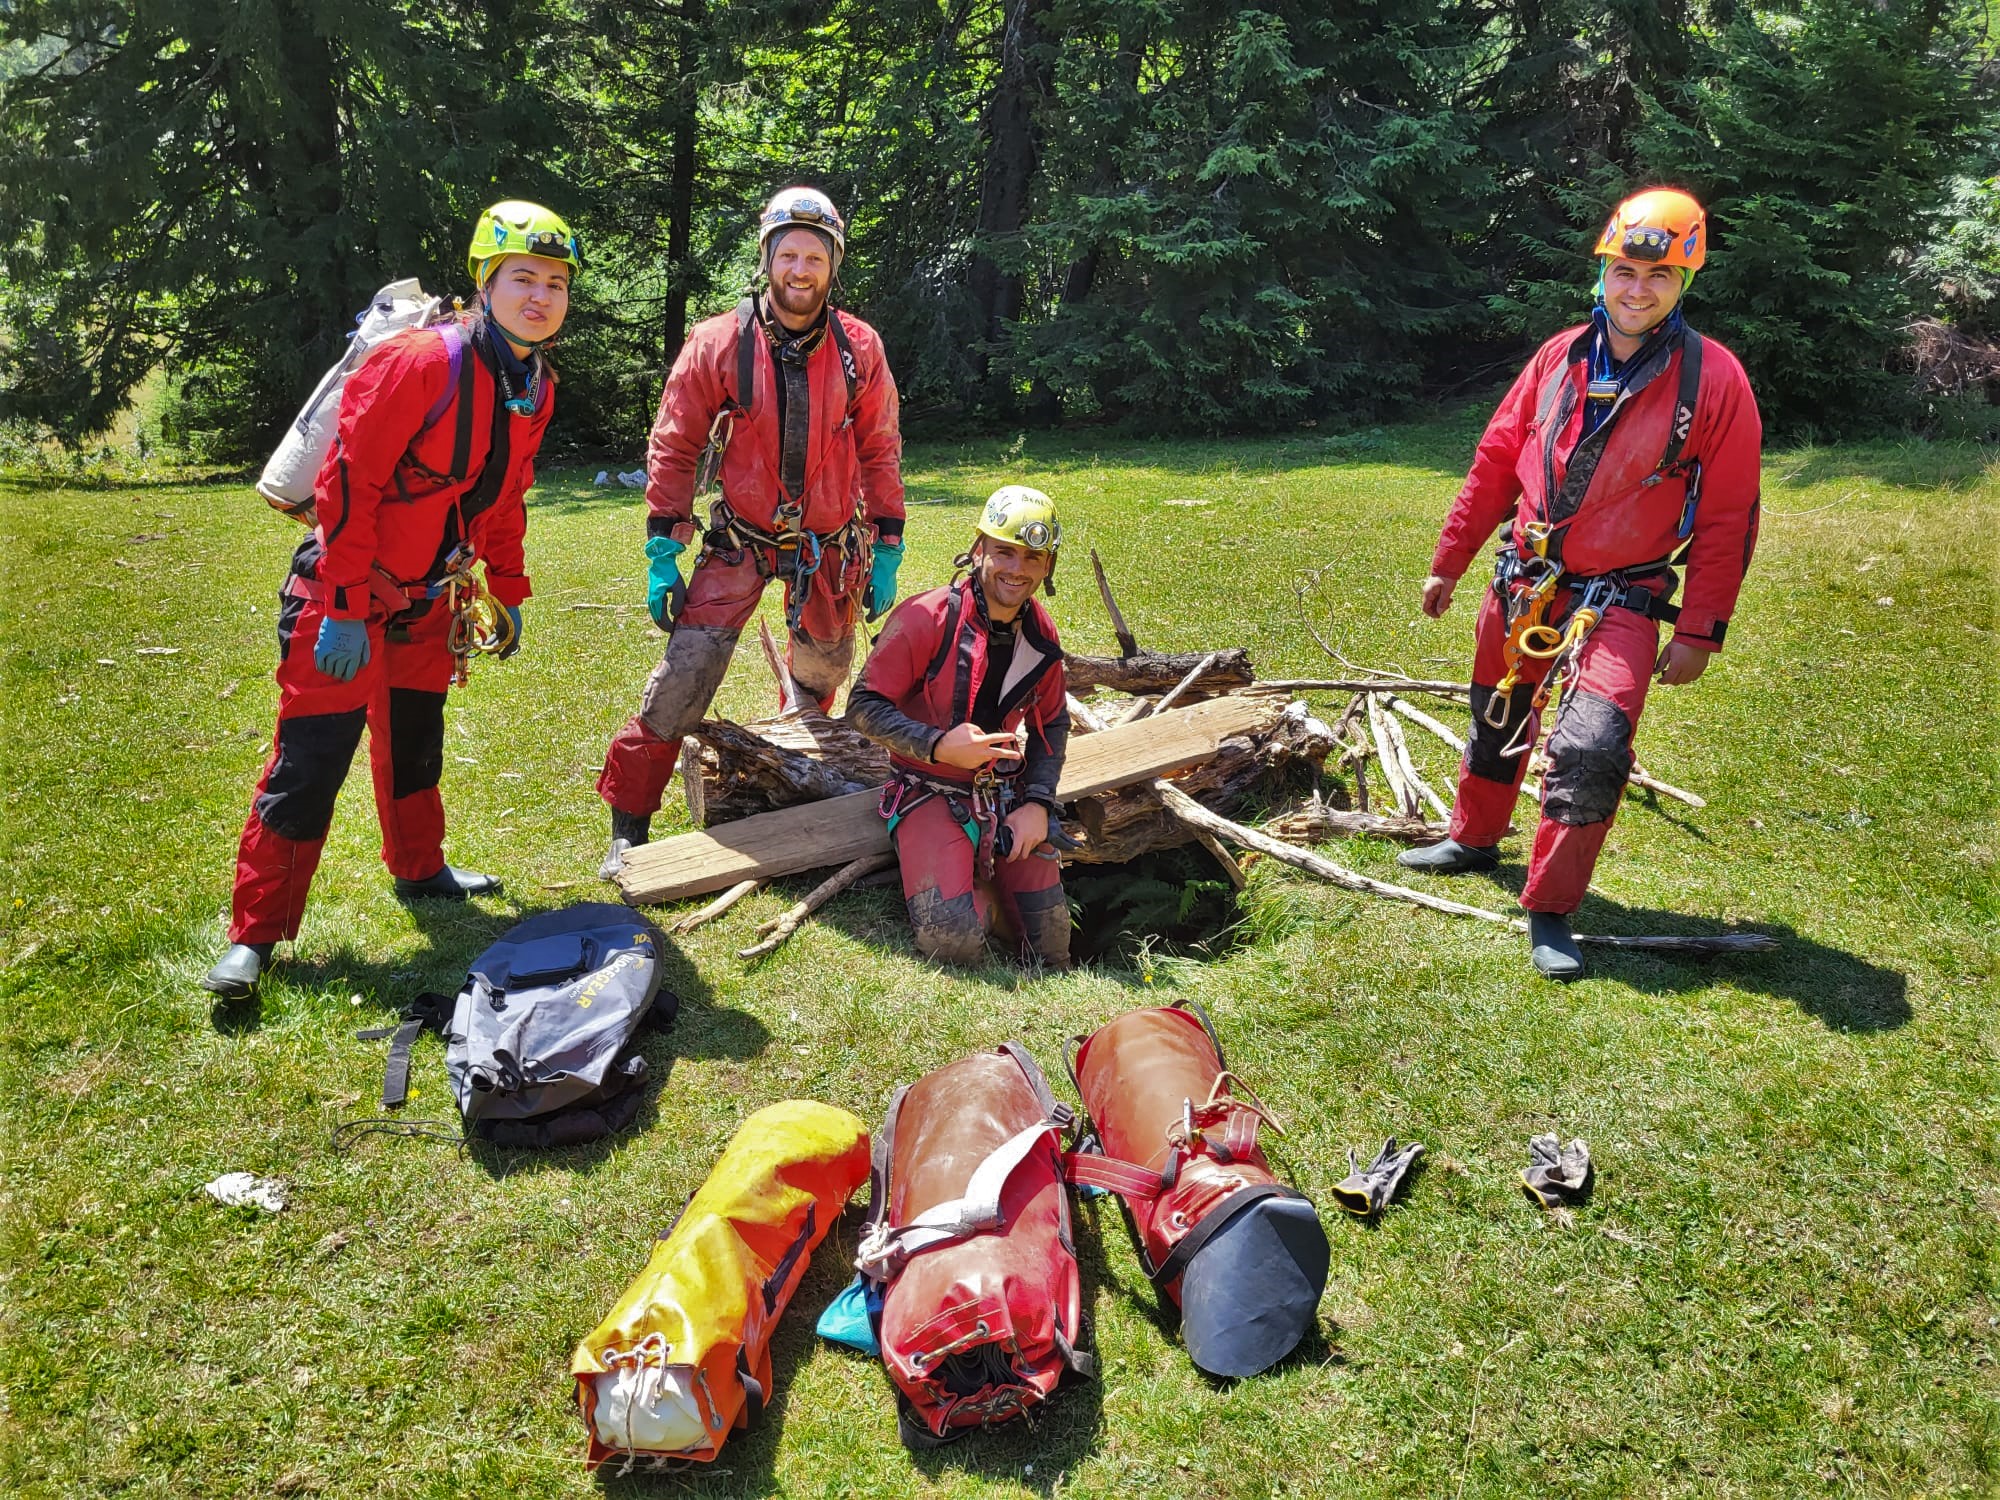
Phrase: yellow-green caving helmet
[
  {"left": 467, "top": 200, "right": 582, "bottom": 287},
  {"left": 977, "top": 485, "right": 1062, "bottom": 553},
  {"left": 974, "top": 484, "right": 1062, "bottom": 594}
]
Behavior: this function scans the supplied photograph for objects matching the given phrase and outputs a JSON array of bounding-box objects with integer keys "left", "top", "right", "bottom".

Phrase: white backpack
[{"left": 257, "top": 278, "right": 459, "bottom": 521}]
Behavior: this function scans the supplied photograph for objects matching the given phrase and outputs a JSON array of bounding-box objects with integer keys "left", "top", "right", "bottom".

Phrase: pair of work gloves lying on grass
[{"left": 1329, "top": 1134, "right": 1593, "bottom": 1219}]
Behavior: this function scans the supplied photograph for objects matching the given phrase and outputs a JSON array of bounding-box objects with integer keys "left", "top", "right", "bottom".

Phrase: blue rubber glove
[
  {"left": 865, "top": 539, "right": 905, "bottom": 623},
  {"left": 645, "top": 536, "right": 687, "bottom": 629},
  {"left": 498, "top": 604, "right": 522, "bottom": 660},
  {"left": 313, "top": 616, "right": 371, "bottom": 681}
]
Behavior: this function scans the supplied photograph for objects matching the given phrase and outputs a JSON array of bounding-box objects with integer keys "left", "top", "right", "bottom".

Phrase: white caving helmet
[{"left": 758, "top": 186, "right": 846, "bottom": 276}]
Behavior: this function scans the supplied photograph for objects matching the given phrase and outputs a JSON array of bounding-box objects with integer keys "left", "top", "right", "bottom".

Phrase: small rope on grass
[{"left": 331, "top": 1118, "right": 467, "bottom": 1154}]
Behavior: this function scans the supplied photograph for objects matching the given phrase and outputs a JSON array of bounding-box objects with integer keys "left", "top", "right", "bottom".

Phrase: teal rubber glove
[
  {"left": 498, "top": 604, "right": 522, "bottom": 660},
  {"left": 645, "top": 536, "right": 687, "bottom": 629},
  {"left": 865, "top": 539, "right": 905, "bottom": 623},
  {"left": 313, "top": 616, "right": 371, "bottom": 681}
]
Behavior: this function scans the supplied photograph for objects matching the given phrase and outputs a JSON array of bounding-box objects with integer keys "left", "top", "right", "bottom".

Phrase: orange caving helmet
[{"left": 1595, "top": 188, "right": 1706, "bottom": 272}]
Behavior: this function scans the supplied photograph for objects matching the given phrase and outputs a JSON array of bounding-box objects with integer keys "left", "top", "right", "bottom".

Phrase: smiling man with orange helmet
[{"left": 1399, "top": 187, "right": 1764, "bottom": 980}]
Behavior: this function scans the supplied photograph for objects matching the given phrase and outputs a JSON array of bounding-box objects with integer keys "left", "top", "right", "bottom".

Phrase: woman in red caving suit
[{"left": 203, "top": 201, "right": 579, "bottom": 998}]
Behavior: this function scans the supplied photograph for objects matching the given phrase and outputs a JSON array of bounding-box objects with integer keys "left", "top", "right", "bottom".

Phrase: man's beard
[{"left": 770, "top": 278, "right": 828, "bottom": 322}]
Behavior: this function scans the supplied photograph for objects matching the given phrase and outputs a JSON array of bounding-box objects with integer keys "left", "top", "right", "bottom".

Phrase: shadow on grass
[
  {"left": 225, "top": 894, "right": 772, "bottom": 1174},
  {"left": 1767, "top": 439, "right": 1994, "bottom": 493},
  {"left": 1457, "top": 876, "right": 1913, "bottom": 1032}
]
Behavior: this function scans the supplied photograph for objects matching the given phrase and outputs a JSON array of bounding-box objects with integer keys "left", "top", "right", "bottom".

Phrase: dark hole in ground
[{"left": 1066, "top": 842, "right": 1245, "bottom": 964}]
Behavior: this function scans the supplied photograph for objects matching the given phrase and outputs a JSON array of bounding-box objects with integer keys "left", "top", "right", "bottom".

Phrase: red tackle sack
[
  {"left": 856, "top": 1043, "right": 1093, "bottom": 1446},
  {"left": 1066, "top": 1003, "right": 1329, "bottom": 1378}
]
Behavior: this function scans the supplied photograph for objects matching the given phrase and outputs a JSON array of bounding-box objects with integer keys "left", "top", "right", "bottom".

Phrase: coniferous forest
[{"left": 2, "top": 0, "right": 1996, "bottom": 457}]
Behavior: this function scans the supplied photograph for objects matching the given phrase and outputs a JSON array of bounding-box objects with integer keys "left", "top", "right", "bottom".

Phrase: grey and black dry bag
[{"left": 366, "top": 904, "right": 677, "bottom": 1148}]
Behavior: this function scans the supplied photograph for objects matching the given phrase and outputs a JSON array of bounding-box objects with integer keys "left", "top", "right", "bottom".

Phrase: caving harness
[
  {"left": 280, "top": 319, "right": 534, "bottom": 684},
  {"left": 1484, "top": 322, "right": 1704, "bottom": 755},
  {"left": 877, "top": 730, "right": 1030, "bottom": 881},
  {"left": 687, "top": 294, "right": 864, "bottom": 634}
]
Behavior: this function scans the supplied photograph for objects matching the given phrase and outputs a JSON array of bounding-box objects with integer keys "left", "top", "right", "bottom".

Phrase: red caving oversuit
[
  {"left": 1431, "top": 317, "right": 1762, "bottom": 913},
  {"left": 845, "top": 578, "right": 1072, "bottom": 967},
  {"left": 228, "top": 320, "right": 551, "bottom": 943},
  {"left": 597, "top": 301, "right": 904, "bottom": 817}
]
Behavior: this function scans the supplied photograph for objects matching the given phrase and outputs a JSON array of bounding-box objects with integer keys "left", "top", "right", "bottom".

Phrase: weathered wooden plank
[{"left": 615, "top": 694, "right": 1278, "bottom": 906}]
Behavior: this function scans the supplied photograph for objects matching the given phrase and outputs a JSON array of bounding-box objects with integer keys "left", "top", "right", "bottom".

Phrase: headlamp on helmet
[
  {"left": 468, "top": 200, "right": 582, "bottom": 287},
  {"left": 969, "top": 484, "right": 1063, "bottom": 595},
  {"left": 1593, "top": 188, "right": 1706, "bottom": 274},
  {"left": 758, "top": 186, "right": 846, "bottom": 275}
]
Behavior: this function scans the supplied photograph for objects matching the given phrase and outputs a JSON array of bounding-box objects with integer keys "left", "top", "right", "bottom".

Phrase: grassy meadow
[{"left": 0, "top": 417, "right": 1994, "bottom": 1498}]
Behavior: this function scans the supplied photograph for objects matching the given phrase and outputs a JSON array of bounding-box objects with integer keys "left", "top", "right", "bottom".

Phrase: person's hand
[
  {"left": 1002, "top": 802, "right": 1051, "bottom": 861},
  {"left": 1655, "top": 640, "right": 1711, "bottom": 686},
  {"left": 1420, "top": 573, "right": 1458, "bottom": 619},
  {"left": 497, "top": 604, "right": 523, "bottom": 660},
  {"left": 865, "top": 539, "right": 905, "bottom": 623},
  {"left": 313, "top": 616, "right": 371, "bottom": 681},
  {"left": 931, "top": 723, "right": 1020, "bottom": 770},
  {"left": 644, "top": 535, "right": 687, "bottom": 629}
]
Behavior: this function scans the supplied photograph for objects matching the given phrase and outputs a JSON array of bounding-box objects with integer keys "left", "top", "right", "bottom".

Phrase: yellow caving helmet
[
  {"left": 1594, "top": 187, "right": 1706, "bottom": 273},
  {"left": 467, "top": 200, "right": 582, "bottom": 288},
  {"left": 974, "top": 484, "right": 1062, "bottom": 595}
]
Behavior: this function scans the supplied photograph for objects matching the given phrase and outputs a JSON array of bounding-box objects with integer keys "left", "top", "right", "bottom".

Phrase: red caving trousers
[
  {"left": 598, "top": 542, "right": 861, "bottom": 817},
  {"left": 890, "top": 796, "right": 1072, "bottom": 968},
  {"left": 227, "top": 591, "right": 458, "bottom": 945},
  {"left": 1447, "top": 582, "right": 1661, "bottom": 914}
]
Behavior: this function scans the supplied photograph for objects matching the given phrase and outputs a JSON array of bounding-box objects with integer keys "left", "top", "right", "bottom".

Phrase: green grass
[{"left": 1, "top": 419, "right": 1995, "bottom": 1498}]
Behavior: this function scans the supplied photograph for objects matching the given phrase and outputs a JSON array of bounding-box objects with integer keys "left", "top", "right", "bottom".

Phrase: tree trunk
[
  {"left": 966, "top": 0, "right": 1053, "bottom": 401},
  {"left": 1065, "top": 649, "right": 1256, "bottom": 699},
  {"left": 663, "top": 0, "right": 705, "bottom": 367}
]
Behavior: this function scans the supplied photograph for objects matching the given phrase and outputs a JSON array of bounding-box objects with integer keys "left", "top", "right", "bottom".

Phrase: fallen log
[
  {"left": 1066, "top": 648, "right": 1255, "bottom": 699},
  {"left": 1152, "top": 782, "right": 1777, "bottom": 955},
  {"left": 1063, "top": 698, "right": 1336, "bottom": 864},
  {"left": 682, "top": 709, "right": 892, "bottom": 825},
  {"left": 1262, "top": 805, "right": 1455, "bottom": 846},
  {"left": 617, "top": 694, "right": 1283, "bottom": 905}
]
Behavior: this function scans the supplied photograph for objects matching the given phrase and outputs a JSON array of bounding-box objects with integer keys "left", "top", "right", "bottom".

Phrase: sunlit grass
[{"left": 1, "top": 420, "right": 1994, "bottom": 1497}]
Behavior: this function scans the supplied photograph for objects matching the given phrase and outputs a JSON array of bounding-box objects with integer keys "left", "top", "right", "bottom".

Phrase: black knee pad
[
  {"left": 1011, "top": 881, "right": 1073, "bottom": 966},
  {"left": 254, "top": 708, "right": 367, "bottom": 841},
  {"left": 1543, "top": 689, "right": 1634, "bottom": 826},
  {"left": 387, "top": 688, "right": 447, "bottom": 799}
]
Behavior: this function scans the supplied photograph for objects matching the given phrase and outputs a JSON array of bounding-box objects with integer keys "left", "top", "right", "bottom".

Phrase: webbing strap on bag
[
  {"left": 856, "top": 1120, "right": 1061, "bottom": 1278},
  {"left": 357, "top": 990, "right": 454, "bottom": 1110}
]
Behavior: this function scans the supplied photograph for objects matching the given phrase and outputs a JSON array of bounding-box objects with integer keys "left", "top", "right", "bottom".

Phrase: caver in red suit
[
  {"left": 596, "top": 194, "right": 905, "bottom": 884},
  {"left": 595, "top": 297, "right": 904, "bottom": 830},
  {"left": 846, "top": 575, "right": 1072, "bottom": 968},
  {"left": 217, "top": 319, "right": 552, "bottom": 967},
  {"left": 1406, "top": 191, "right": 1762, "bottom": 980}
]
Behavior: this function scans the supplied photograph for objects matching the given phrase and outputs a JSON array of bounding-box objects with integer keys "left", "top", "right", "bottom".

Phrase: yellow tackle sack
[{"left": 572, "top": 1100, "right": 870, "bottom": 1470}]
